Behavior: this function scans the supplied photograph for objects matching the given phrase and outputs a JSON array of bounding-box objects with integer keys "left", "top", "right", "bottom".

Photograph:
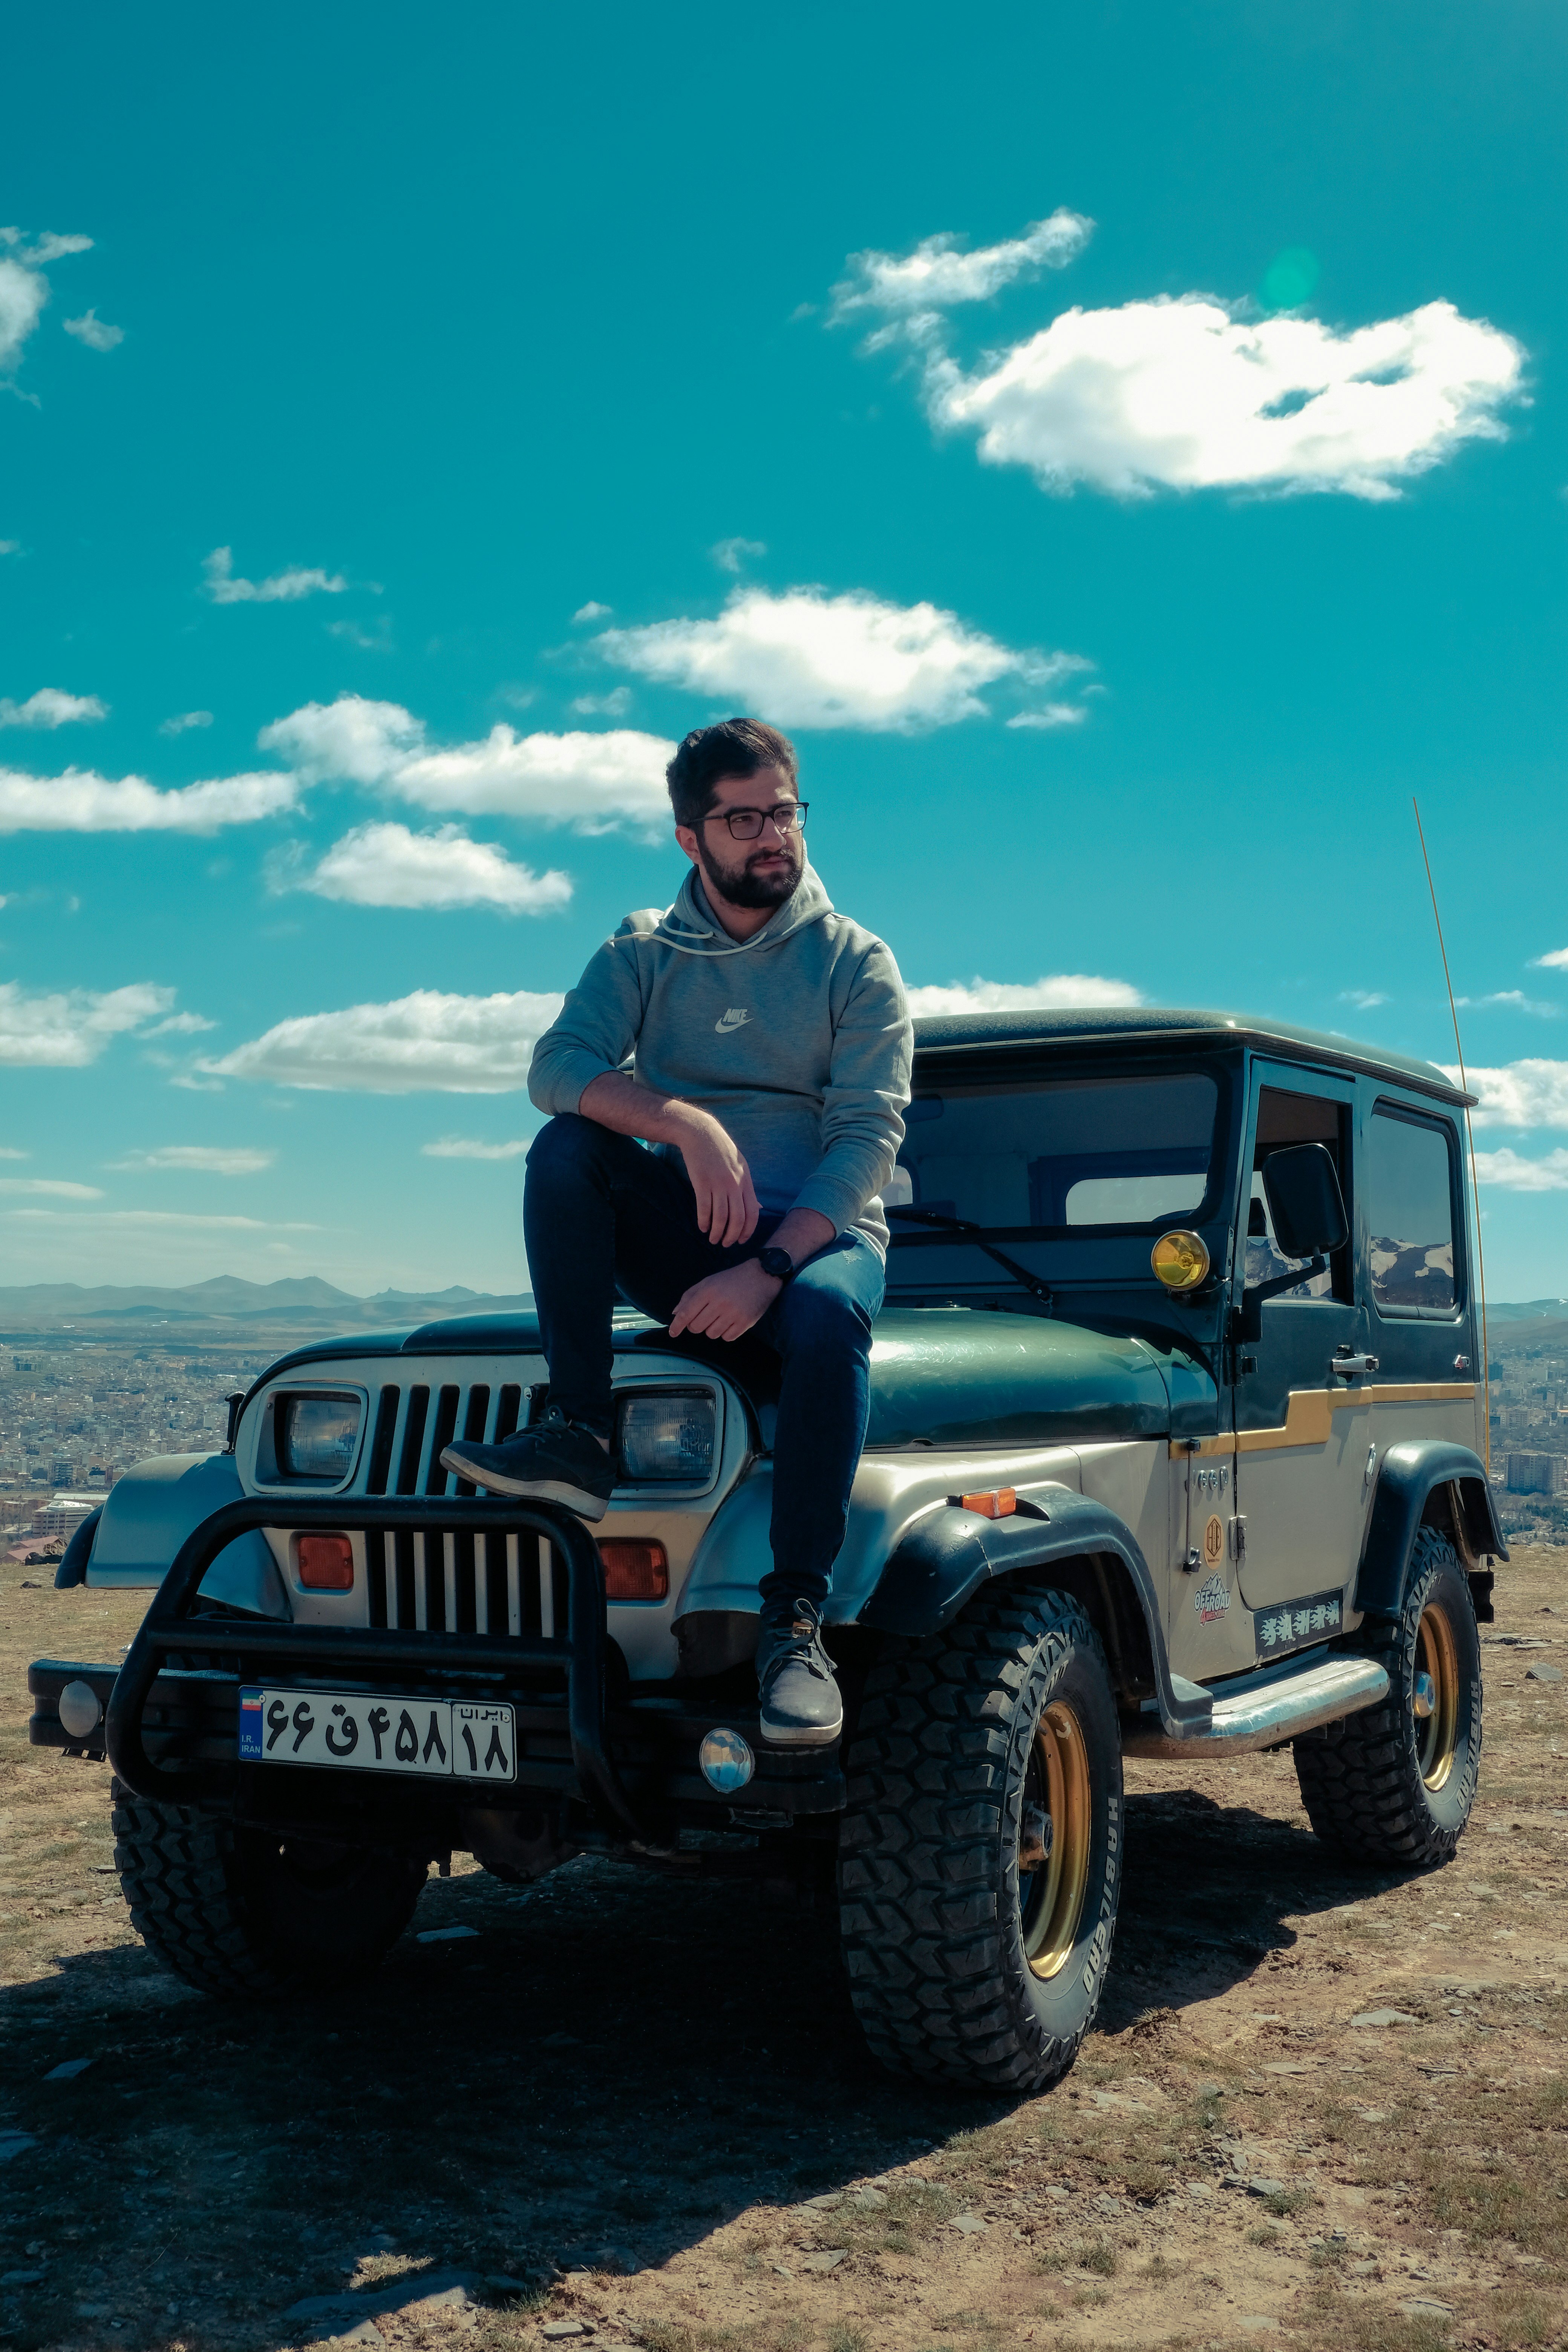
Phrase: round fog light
[
  {"left": 58, "top": 1679, "right": 102, "bottom": 1740},
  {"left": 698, "top": 1727, "right": 755, "bottom": 1794}
]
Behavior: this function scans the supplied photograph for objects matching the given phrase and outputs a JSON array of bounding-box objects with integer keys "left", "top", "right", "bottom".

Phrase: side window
[
  {"left": 1366, "top": 1106, "right": 1458, "bottom": 1315},
  {"left": 1245, "top": 1086, "right": 1352, "bottom": 1304}
]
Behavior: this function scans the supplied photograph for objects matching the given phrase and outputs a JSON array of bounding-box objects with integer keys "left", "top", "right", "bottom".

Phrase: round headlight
[
  {"left": 1152, "top": 1230, "right": 1211, "bottom": 1291},
  {"left": 698, "top": 1727, "right": 755, "bottom": 1794}
]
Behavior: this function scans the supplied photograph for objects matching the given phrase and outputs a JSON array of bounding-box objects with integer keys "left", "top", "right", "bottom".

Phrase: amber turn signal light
[
  {"left": 297, "top": 1533, "right": 354, "bottom": 1590},
  {"left": 954, "top": 1489, "right": 1017, "bottom": 1519},
  {"left": 597, "top": 1538, "right": 669, "bottom": 1600},
  {"left": 1151, "top": 1230, "right": 1211, "bottom": 1291}
]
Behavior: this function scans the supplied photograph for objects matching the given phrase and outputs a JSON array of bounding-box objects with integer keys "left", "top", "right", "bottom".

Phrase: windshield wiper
[{"left": 886, "top": 1207, "right": 1054, "bottom": 1311}]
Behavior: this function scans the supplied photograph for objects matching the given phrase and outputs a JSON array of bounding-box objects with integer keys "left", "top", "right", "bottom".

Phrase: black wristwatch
[{"left": 756, "top": 1245, "right": 797, "bottom": 1284}]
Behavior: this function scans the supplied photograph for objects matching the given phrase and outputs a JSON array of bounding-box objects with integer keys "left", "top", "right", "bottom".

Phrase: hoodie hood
[{"left": 647, "top": 861, "right": 836, "bottom": 957}]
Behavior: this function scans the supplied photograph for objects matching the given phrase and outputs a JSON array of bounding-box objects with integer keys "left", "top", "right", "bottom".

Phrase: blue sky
[{"left": 4, "top": 0, "right": 1567, "bottom": 1300}]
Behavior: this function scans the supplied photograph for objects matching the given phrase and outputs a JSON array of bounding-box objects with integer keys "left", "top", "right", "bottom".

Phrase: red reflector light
[
  {"left": 297, "top": 1533, "right": 354, "bottom": 1590},
  {"left": 597, "top": 1539, "right": 669, "bottom": 1600},
  {"left": 955, "top": 1488, "right": 1017, "bottom": 1519}
]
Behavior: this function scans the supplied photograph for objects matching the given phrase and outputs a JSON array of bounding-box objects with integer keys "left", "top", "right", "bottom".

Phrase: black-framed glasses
[{"left": 704, "top": 801, "right": 808, "bottom": 841}]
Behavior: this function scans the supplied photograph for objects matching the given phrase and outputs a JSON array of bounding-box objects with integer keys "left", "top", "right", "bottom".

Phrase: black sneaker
[
  {"left": 440, "top": 1407, "right": 615, "bottom": 1521},
  {"left": 756, "top": 1598, "right": 843, "bottom": 1747}
]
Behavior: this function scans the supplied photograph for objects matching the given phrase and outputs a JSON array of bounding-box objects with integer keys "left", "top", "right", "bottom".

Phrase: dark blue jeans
[{"left": 523, "top": 1113, "right": 885, "bottom": 1619}]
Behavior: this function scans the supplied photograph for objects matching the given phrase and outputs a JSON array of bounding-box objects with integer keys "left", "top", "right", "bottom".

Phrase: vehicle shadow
[{"left": 1, "top": 1779, "right": 1409, "bottom": 2350}]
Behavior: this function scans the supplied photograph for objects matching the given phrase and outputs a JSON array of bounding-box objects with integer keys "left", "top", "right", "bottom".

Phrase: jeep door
[
  {"left": 1230, "top": 1065, "right": 1373, "bottom": 1629},
  {"left": 1362, "top": 1098, "right": 1482, "bottom": 1466}
]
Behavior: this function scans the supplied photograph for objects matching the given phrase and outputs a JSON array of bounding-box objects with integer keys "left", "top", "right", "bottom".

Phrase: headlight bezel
[
  {"left": 612, "top": 1383, "right": 723, "bottom": 1493},
  {"left": 253, "top": 1386, "right": 368, "bottom": 1491}
]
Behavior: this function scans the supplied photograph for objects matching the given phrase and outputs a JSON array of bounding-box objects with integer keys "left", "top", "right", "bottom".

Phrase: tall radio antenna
[{"left": 1412, "top": 798, "right": 1490, "bottom": 1471}]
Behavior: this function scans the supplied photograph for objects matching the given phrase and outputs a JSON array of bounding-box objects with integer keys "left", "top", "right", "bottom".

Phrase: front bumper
[{"left": 32, "top": 1494, "right": 842, "bottom": 1839}]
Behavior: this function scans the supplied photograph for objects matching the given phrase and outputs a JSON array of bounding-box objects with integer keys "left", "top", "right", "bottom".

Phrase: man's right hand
[{"left": 671, "top": 1104, "right": 760, "bottom": 1246}]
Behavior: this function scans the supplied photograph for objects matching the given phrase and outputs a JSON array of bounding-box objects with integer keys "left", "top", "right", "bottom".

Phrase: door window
[
  {"left": 1366, "top": 1106, "right": 1458, "bottom": 1315},
  {"left": 1245, "top": 1087, "right": 1352, "bottom": 1305}
]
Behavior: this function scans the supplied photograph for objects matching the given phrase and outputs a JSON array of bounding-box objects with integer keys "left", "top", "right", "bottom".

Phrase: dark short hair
[{"left": 665, "top": 718, "right": 798, "bottom": 829}]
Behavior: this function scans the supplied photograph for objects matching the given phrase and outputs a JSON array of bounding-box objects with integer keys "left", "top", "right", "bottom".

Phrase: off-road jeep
[{"left": 30, "top": 1009, "right": 1504, "bottom": 2093}]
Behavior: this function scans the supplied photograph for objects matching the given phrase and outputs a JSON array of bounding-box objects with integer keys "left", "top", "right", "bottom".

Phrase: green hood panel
[{"left": 864, "top": 1309, "right": 1176, "bottom": 1450}]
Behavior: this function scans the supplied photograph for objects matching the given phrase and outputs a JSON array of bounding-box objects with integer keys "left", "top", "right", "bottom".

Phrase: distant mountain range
[{"left": 0, "top": 1276, "right": 534, "bottom": 1334}]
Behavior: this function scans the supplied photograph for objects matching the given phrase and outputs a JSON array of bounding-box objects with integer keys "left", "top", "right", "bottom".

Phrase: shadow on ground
[{"left": 2, "top": 1778, "right": 1410, "bottom": 2351}]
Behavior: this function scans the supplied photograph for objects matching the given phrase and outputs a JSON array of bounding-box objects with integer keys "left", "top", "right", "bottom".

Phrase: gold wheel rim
[
  {"left": 1414, "top": 1602, "right": 1461, "bottom": 1792},
  {"left": 1019, "top": 1700, "right": 1093, "bottom": 1981}
]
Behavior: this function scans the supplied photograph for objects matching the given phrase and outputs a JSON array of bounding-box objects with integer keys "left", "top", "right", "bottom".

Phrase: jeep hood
[{"left": 863, "top": 1308, "right": 1191, "bottom": 1450}]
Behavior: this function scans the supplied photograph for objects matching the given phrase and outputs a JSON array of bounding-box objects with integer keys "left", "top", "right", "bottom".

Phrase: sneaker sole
[
  {"left": 757, "top": 1715, "right": 844, "bottom": 1749},
  {"left": 438, "top": 1446, "right": 611, "bottom": 1521}
]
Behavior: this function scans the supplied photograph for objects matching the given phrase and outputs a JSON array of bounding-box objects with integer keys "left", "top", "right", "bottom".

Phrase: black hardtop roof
[{"left": 911, "top": 1005, "right": 1471, "bottom": 1106}]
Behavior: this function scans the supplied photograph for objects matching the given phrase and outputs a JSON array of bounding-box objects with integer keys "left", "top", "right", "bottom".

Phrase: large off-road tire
[
  {"left": 110, "top": 1781, "right": 427, "bottom": 1996},
  {"left": 1293, "top": 1529, "right": 1482, "bottom": 1867},
  {"left": 839, "top": 1584, "right": 1123, "bottom": 2093}
]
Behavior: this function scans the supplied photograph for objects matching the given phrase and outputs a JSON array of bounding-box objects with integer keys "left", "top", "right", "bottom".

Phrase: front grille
[{"left": 359, "top": 1380, "right": 557, "bottom": 1635}]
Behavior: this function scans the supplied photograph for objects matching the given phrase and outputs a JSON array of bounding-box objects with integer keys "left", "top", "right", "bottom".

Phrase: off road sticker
[
  {"left": 1202, "top": 1513, "right": 1225, "bottom": 1567},
  {"left": 1257, "top": 1591, "right": 1343, "bottom": 1658},
  {"left": 1194, "top": 1573, "right": 1230, "bottom": 1624}
]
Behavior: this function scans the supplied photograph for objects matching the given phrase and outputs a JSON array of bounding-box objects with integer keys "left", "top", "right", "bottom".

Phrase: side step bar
[{"left": 1123, "top": 1652, "right": 1390, "bottom": 1759}]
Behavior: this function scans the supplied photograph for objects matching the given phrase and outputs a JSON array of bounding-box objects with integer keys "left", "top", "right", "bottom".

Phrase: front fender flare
[
  {"left": 859, "top": 1488, "right": 1210, "bottom": 1736},
  {"left": 1355, "top": 1440, "right": 1506, "bottom": 1620}
]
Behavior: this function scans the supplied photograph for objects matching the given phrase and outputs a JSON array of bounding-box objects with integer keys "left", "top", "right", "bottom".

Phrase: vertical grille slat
[
  {"left": 426, "top": 1386, "right": 461, "bottom": 1494},
  {"left": 450, "top": 1386, "right": 491, "bottom": 1497},
  {"left": 495, "top": 1384, "right": 522, "bottom": 1442},
  {"left": 395, "top": 1387, "right": 430, "bottom": 1494},
  {"left": 365, "top": 1385, "right": 400, "bottom": 1495}
]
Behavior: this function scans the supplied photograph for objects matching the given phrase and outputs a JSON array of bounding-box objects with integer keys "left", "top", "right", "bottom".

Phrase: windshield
[{"left": 889, "top": 1070, "right": 1220, "bottom": 1232}]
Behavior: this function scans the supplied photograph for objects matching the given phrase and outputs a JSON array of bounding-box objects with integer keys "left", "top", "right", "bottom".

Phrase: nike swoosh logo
[{"left": 715, "top": 1009, "right": 751, "bottom": 1032}]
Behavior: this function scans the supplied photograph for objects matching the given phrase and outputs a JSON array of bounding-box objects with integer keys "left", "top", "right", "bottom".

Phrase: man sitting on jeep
[{"left": 443, "top": 717, "right": 913, "bottom": 1747}]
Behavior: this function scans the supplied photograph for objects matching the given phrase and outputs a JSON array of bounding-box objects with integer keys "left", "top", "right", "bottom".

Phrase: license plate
[{"left": 238, "top": 1687, "right": 516, "bottom": 1782}]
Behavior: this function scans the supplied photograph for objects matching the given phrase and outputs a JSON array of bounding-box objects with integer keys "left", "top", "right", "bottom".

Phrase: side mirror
[{"left": 1262, "top": 1143, "right": 1348, "bottom": 1261}]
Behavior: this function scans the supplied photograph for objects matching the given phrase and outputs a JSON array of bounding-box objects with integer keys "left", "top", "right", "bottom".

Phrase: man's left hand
[{"left": 669, "top": 1260, "right": 782, "bottom": 1343}]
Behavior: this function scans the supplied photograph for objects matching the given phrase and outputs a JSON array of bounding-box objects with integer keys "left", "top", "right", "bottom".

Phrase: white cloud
[
  {"left": 158, "top": 710, "right": 213, "bottom": 737},
  {"left": 0, "top": 539, "right": 20, "bottom": 556},
  {"left": 0, "top": 1177, "right": 103, "bottom": 1198},
  {"left": 141, "top": 1011, "right": 217, "bottom": 1037},
  {"left": 63, "top": 309, "right": 122, "bottom": 352},
  {"left": 0, "top": 1146, "right": 28, "bottom": 1158},
  {"left": 573, "top": 601, "right": 612, "bottom": 622},
  {"left": 203, "top": 986, "right": 566, "bottom": 1093},
  {"left": 260, "top": 693, "right": 674, "bottom": 836},
  {"left": 1448, "top": 1060, "right": 1568, "bottom": 1127},
  {"left": 1455, "top": 988, "right": 1557, "bottom": 1017},
  {"left": 0, "top": 763, "right": 297, "bottom": 833},
  {"left": 108, "top": 1145, "right": 276, "bottom": 1175},
  {"left": 905, "top": 974, "right": 1145, "bottom": 1017},
  {"left": 832, "top": 212, "right": 1093, "bottom": 321},
  {"left": 298, "top": 821, "right": 573, "bottom": 914},
  {"left": 927, "top": 294, "right": 1526, "bottom": 502},
  {"left": 0, "top": 980, "right": 175, "bottom": 1067},
  {"left": 1338, "top": 989, "right": 1390, "bottom": 1009},
  {"left": 1472, "top": 1147, "right": 1568, "bottom": 1192},
  {"left": 258, "top": 694, "right": 419, "bottom": 784},
  {"left": 711, "top": 537, "right": 767, "bottom": 573},
  {"left": 0, "top": 689, "right": 107, "bottom": 728},
  {"left": 1530, "top": 947, "right": 1568, "bottom": 972},
  {"left": 597, "top": 586, "right": 1086, "bottom": 732},
  {"left": 422, "top": 1135, "right": 531, "bottom": 1159},
  {"left": 0, "top": 227, "right": 92, "bottom": 377},
  {"left": 1006, "top": 704, "right": 1088, "bottom": 730},
  {"left": 202, "top": 545, "right": 348, "bottom": 604},
  {"left": 4, "top": 1208, "right": 318, "bottom": 1231},
  {"left": 570, "top": 687, "right": 632, "bottom": 718}
]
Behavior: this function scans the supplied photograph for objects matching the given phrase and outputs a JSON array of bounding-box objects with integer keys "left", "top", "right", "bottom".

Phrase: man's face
[{"left": 678, "top": 764, "right": 804, "bottom": 911}]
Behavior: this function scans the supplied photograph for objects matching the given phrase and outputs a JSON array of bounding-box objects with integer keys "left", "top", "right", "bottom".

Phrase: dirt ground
[{"left": 2, "top": 1551, "right": 1564, "bottom": 2352}]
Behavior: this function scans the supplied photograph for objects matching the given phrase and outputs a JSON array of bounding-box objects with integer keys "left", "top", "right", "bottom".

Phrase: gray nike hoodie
[{"left": 528, "top": 862, "right": 913, "bottom": 1251}]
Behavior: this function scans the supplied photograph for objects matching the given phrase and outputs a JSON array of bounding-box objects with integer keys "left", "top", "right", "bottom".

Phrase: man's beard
[{"left": 695, "top": 835, "right": 803, "bottom": 912}]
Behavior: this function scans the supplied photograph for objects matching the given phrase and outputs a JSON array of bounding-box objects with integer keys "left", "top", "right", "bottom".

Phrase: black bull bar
[{"left": 106, "top": 1494, "right": 643, "bottom": 1836}]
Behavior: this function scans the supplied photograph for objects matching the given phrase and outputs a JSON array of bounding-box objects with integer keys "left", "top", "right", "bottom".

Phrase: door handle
[{"left": 1331, "top": 1353, "right": 1379, "bottom": 1379}]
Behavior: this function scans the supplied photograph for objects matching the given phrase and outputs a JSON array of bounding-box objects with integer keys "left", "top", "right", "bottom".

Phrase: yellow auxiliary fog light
[{"left": 1151, "top": 1230, "right": 1211, "bottom": 1291}]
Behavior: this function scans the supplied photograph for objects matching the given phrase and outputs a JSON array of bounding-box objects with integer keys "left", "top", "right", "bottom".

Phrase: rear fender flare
[
  {"left": 1355, "top": 1440, "right": 1506, "bottom": 1622},
  {"left": 859, "top": 1488, "right": 1209, "bottom": 1734}
]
